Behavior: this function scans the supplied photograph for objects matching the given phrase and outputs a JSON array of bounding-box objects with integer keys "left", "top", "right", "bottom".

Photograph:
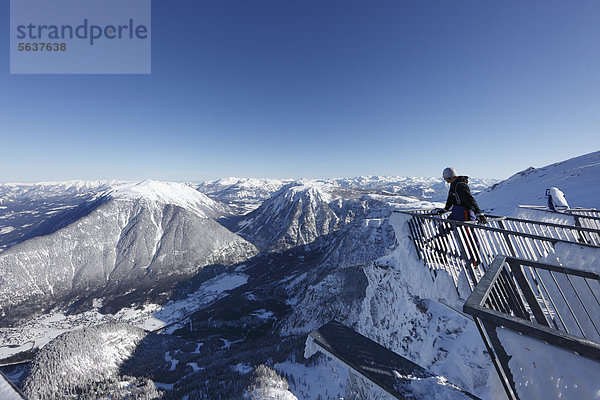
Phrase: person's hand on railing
[
  {"left": 476, "top": 213, "right": 488, "bottom": 224},
  {"left": 434, "top": 208, "right": 447, "bottom": 215}
]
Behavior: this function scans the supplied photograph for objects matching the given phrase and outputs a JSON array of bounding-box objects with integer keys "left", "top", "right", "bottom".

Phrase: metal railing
[
  {"left": 571, "top": 211, "right": 600, "bottom": 230},
  {"left": 518, "top": 205, "right": 600, "bottom": 230},
  {"left": 463, "top": 255, "right": 600, "bottom": 400},
  {"left": 0, "top": 370, "right": 29, "bottom": 399},
  {"left": 396, "top": 210, "right": 600, "bottom": 295},
  {"left": 489, "top": 214, "right": 600, "bottom": 246}
]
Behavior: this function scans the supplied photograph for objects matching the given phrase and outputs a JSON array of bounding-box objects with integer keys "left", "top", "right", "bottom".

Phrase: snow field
[{"left": 477, "top": 151, "right": 600, "bottom": 216}]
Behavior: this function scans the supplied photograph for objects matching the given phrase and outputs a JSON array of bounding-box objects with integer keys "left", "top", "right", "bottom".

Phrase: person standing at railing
[
  {"left": 436, "top": 167, "right": 487, "bottom": 268},
  {"left": 437, "top": 167, "right": 487, "bottom": 224}
]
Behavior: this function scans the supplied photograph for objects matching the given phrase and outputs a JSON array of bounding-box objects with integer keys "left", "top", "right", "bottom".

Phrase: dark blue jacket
[{"left": 444, "top": 176, "right": 483, "bottom": 220}]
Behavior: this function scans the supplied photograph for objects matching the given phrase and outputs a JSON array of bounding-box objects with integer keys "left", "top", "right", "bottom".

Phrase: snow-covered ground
[
  {"left": 298, "top": 201, "right": 599, "bottom": 399},
  {"left": 476, "top": 151, "right": 600, "bottom": 216},
  {"left": 275, "top": 359, "right": 347, "bottom": 400},
  {"left": 243, "top": 364, "right": 300, "bottom": 400},
  {"left": 21, "top": 323, "right": 158, "bottom": 399},
  {"left": 359, "top": 213, "right": 505, "bottom": 398},
  {"left": 498, "top": 327, "right": 600, "bottom": 400}
]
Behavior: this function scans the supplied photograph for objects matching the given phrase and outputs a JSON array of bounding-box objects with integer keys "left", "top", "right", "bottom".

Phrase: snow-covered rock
[
  {"left": 9, "top": 150, "right": 600, "bottom": 400},
  {"left": 290, "top": 212, "right": 500, "bottom": 399},
  {"left": 0, "top": 180, "right": 121, "bottom": 252},
  {"left": 0, "top": 180, "right": 121, "bottom": 200},
  {"left": 235, "top": 183, "right": 348, "bottom": 251},
  {"left": 196, "top": 177, "right": 294, "bottom": 214},
  {"left": 327, "top": 175, "right": 496, "bottom": 202},
  {"left": 196, "top": 176, "right": 496, "bottom": 215}
]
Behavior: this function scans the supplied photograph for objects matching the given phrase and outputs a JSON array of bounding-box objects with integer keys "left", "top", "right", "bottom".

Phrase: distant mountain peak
[
  {"left": 279, "top": 182, "right": 337, "bottom": 203},
  {"left": 107, "top": 180, "right": 225, "bottom": 218}
]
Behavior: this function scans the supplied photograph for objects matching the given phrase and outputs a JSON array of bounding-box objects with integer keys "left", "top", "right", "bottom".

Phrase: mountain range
[
  {"left": 0, "top": 180, "right": 257, "bottom": 325},
  {"left": 1, "top": 151, "right": 599, "bottom": 399}
]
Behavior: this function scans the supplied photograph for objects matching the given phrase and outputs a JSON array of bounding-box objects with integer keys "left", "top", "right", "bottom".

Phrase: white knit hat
[{"left": 443, "top": 167, "right": 457, "bottom": 179}]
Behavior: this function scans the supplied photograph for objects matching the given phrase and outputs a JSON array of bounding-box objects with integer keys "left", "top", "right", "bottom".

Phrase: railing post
[
  {"left": 498, "top": 220, "right": 519, "bottom": 259},
  {"left": 451, "top": 222, "right": 478, "bottom": 290},
  {"left": 407, "top": 217, "right": 423, "bottom": 261},
  {"left": 508, "top": 260, "right": 550, "bottom": 327},
  {"left": 495, "top": 268, "right": 529, "bottom": 320},
  {"left": 473, "top": 318, "right": 519, "bottom": 400}
]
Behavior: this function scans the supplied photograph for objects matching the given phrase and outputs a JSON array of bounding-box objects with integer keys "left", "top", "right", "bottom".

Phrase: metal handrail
[
  {"left": 517, "top": 205, "right": 600, "bottom": 230},
  {"left": 394, "top": 210, "right": 600, "bottom": 296},
  {"left": 396, "top": 209, "right": 600, "bottom": 400},
  {"left": 519, "top": 205, "right": 599, "bottom": 213},
  {"left": 491, "top": 214, "right": 600, "bottom": 234},
  {"left": 396, "top": 210, "right": 594, "bottom": 244},
  {"left": 0, "top": 370, "right": 29, "bottom": 399},
  {"left": 487, "top": 214, "right": 600, "bottom": 246},
  {"left": 403, "top": 208, "right": 600, "bottom": 245},
  {"left": 463, "top": 255, "right": 600, "bottom": 400}
]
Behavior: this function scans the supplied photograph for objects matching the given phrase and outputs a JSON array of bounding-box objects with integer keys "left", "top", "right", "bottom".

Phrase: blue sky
[{"left": 1, "top": 1, "right": 599, "bottom": 182}]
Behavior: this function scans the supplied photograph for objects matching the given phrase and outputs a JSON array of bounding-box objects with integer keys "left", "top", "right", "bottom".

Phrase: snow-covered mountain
[
  {"left": 233, "top": 182, "right": 409, "bottom": 252},
  {"left": 234, "top": 183, "right": 345, "bottom": 252},
  {"left": 0, "top": 180, "right": 257, "bottom": 325},
  {"left": 109, "top": 180, "right": 228, "bottom": 218},
  {"left": 195, "top": 176, "right": 497, "bottom": 215},
  {"left": 22, "top": 323, "right": 156, "bottom": 399},
  {"left": 0, "top": 180, "right": 121, "bottom": 251},
  {"left": 283, "top": 212, "right": 499, "bottom": 398},
  {"left": 0, "top": 178, "right": 448, "bottom": 398},
  {"left": 21, "top": 322, "right": 299, "bottom": 400},
  {"left": 243, "top": 365, "right": 298, "bottom": 400},
  {"left": 5, "top": 156, "right": 598, "bottom": 399},
  {"left": 326, "top": 175, "right": 496, "bottom": 202},
  {"left": 196, "top": 177, "right": 294, "bottom": 214},
  {"left": 476, "top": 150, "right": 600, "bottom": 216},
  {"left": 0, "top": 180, "right": 120, "bottom": 200}
]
